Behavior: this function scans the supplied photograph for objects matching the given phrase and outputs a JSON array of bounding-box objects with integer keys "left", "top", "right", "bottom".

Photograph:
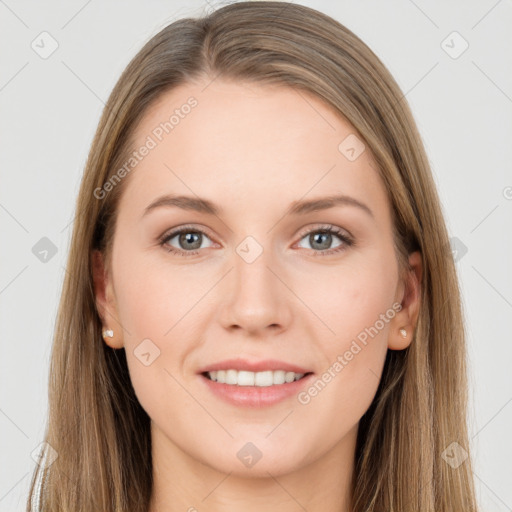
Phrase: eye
[
  {"left": 296, "top": 225, "right": 354, "bottom": 256},
  {"left": 159, "top": 225, "right": 214, "bottom": 256},
  {"left": 158, "top": 224, "right": 354, "bottom": 257}
]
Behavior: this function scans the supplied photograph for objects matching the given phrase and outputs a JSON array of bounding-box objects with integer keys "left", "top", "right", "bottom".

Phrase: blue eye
[
  {"left": 296, "top": 225, "right": 354, "bottom": 256},
  {"left": 159, "top": 224, "right": 354, "bottom": 257},
  {"left": 159, "top": 225, "right": 214, "bottom": 256}
]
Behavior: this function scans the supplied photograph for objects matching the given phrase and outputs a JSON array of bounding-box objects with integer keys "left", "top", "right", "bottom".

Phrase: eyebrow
[{"left": 142, "top": 193, "right": 374, "bottom": 219}]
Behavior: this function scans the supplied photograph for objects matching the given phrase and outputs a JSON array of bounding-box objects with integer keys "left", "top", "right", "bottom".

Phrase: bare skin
[{"left": 93, "top": 78, "right": 422, "bottom": 512}]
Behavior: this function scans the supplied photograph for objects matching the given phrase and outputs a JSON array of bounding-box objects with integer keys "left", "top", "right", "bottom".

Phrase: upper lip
[{"left": 198, "top": 358, "right": 313, "bottom": 374}]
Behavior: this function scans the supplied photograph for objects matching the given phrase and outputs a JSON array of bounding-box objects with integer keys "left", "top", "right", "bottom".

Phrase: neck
[{"left": 148, "top": 422, "right": 357, "bottom": 512}]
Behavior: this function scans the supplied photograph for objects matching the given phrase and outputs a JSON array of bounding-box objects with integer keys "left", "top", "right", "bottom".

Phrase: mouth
[
  {"left": 197, "top": 358, "right": 315, "bottom": 406},
  {"left": 201, "top": 369, "right": 314, "bottom": 387},
  {"left": 199, "top": 369, "right": 315, "bottom": 407}
]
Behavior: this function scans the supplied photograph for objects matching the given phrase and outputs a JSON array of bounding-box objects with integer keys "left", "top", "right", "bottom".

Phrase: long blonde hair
[{"left": 27, "top": 2, "right": 478, "bottom": 510}]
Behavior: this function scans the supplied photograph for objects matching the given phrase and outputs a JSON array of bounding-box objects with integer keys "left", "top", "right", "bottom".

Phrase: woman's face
[{"left": 94, "top": 78, "right": 420, "bottom": 478}]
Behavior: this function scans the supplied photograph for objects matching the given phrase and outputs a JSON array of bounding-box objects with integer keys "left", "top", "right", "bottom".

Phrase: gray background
[{"left": 1, "top": 0, "right": 511, "bottom": 510}]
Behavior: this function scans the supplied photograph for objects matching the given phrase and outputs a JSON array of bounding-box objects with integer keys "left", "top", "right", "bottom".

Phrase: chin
[{"left": 198, "top": 436, "right": 312, "bottom": 477}]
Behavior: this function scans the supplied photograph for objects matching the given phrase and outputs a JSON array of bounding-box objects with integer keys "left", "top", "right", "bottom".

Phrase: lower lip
[{"left": 199, "top": 373, "right": 314, "bottom": 407}]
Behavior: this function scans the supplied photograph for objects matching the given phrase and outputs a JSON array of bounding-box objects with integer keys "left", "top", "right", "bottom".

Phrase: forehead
[{"left": 118, "top": 79, "right": 390, "bottom": 224}]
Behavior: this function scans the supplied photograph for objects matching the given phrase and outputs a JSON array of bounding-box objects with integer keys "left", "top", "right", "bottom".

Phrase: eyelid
[
  {"left": 159, "top": 223, "right": 216, "bottom": 241},
  {"left": 160, "top": 223, "right": 352, "bottom": 241},
  {"left": 295, "top": 223, "right": 353, "bottom": 241}
]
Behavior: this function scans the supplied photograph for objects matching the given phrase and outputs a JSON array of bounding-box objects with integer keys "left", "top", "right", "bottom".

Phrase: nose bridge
[{"left": 219, "top": 236, "right": 291, "bottom": 333}]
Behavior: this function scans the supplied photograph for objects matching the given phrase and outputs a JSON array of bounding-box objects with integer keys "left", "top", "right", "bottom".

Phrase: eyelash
[{"left": 158, "top": 224, "right": 354, "bottom": 257}]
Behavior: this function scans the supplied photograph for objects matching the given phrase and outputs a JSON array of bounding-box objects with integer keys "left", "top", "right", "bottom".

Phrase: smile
[
  {"left": 200, "top": 371, "right": 315, "bottom": 407},
  {"left": 204, "top": 369, "right": 310, "bottom": 387}
]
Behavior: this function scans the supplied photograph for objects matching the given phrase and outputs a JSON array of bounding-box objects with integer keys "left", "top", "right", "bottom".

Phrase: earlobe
[
  {"left": 91, "top": 250, "right": 123, "bottom": 349},
  {"left": 388, "top": 324, "right": 412, "bottom": 350},
  {"left": 388, "top": 250, "right": 423, "bottom": 350}
]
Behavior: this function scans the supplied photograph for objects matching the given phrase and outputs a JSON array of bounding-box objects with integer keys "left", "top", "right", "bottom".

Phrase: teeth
[{"left": 207, "top": 370, "right": 306, "bottom": 386}]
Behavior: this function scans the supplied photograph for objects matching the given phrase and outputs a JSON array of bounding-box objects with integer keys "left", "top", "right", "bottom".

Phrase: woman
[{"left": 27, "top": 2, "right": 479, "bottom": 511}]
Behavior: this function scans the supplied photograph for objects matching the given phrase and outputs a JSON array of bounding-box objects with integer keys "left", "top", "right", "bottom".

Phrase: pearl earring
[
  {"left": 399, "top": 328, "right": 407, "bottom": 338},
  {"left": 102, "top": 328, "right": 114, "bottom": 339}
]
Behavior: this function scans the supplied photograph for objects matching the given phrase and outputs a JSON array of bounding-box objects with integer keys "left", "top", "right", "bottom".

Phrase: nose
[{"left": 218, "top": 247, "right": 292, "bottom": 336}]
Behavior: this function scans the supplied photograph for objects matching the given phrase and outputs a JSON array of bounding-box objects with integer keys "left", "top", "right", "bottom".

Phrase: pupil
[
  {"left": 312, "top": 232, "right": 331, "bottom": 250},
  {"left": 181, "top": 232, "right": 201, "bottom": 250}
]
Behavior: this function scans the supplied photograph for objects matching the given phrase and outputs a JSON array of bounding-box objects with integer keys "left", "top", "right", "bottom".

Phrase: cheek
[
  {"left": 111, "top": 249, "right": 212, "bottom": 405},
  {"left": 295, "top": 250, "right": 396, "bottom": 406},
  {"left": 296, "top": 248, "right": 398, "bottom": 345},
  {"left": 293, "top": 267, "right": 394, "bottom": 453},
  {"left": 113, "top": 248, "right": 206, "bottom": 339}
]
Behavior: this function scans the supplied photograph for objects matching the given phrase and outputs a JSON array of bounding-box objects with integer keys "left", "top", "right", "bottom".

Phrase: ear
[
  {"left": 91, "top": 249, "right": 123, "bottom": 349},
  {"left": 388, "top": 250, "right": 422, "bottom": 350}
]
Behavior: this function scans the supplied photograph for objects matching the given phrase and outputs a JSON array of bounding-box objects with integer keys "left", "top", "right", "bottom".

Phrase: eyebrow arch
[
  {"left": 142, "top": 193, "right": 374, "bottom": 219},
  {"left": 286, "top": 194, "right": 374, "bottom": 218}
]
